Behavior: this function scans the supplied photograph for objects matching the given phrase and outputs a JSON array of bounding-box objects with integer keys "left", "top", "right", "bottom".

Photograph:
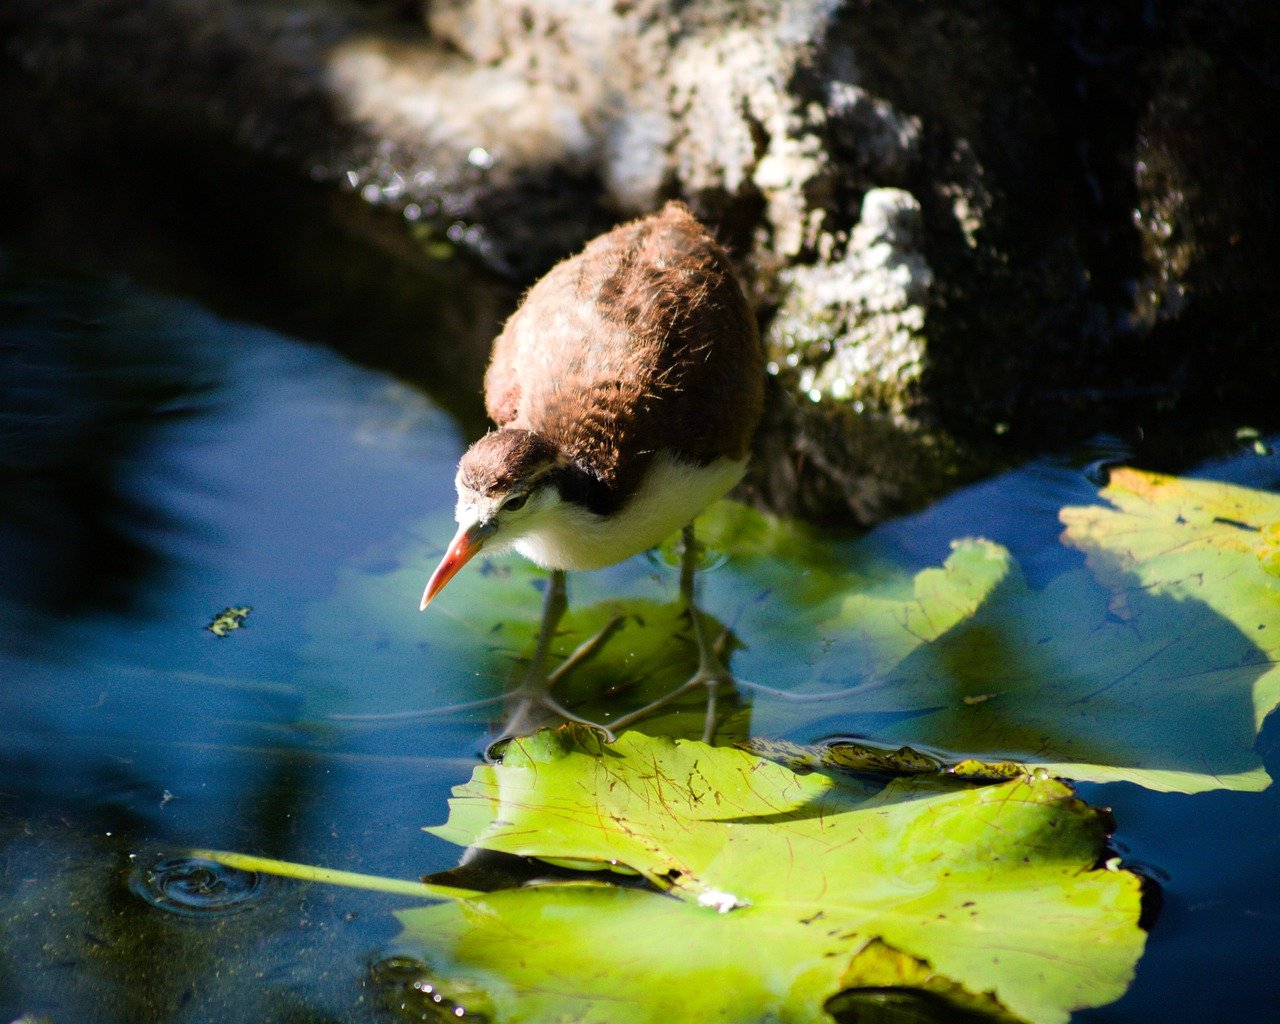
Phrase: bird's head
[{"left": 420, "top": 429, "right": 565, "bottom": 609}]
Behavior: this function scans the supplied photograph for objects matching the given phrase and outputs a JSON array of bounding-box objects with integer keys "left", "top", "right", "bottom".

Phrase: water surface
[{"left": 1, "top": 254, "right": 1277, "bottom": 1022}]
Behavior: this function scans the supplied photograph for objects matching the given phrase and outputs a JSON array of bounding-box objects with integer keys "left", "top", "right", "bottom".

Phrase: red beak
[{"left": 420, "top": 521, "right": 492, "bottom": 610}]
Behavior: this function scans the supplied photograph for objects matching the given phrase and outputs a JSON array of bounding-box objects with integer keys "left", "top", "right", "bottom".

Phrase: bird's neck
[
  {"left": 549, "top": 459, "right": 628, "bottom": 516},
  {"left": 513, "top": 452, "right": 747, "bottom": 572}
]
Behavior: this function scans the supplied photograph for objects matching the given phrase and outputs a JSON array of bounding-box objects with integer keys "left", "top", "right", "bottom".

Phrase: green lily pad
[
  {"left": 741, "top": 472, "right": 1280, "bottom": 791},
  {"left": 391, "top": 727, "right": 1143, "bottom": 1024},
  {"left": 1061, "top": 466, "right": 1280, "bottom": 686},
  {"left": 303, "top": 511, "right": 755, "bottom": 741}
]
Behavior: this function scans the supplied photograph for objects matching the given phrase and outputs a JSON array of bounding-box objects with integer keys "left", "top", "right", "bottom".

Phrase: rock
[
  {"left": 1, "top": 0, "right": 1276, "bottom": 525},
  {"left": 768, "top": 188, "right": 932, "bottom": 416},
  {"left": 746, "top": 188, "right": 945, "bottom": 523}
]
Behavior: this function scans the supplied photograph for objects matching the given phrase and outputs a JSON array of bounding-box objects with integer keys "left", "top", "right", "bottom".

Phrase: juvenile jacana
[{"left": 421, "top": 201, "right": 764, "bottom": 744}]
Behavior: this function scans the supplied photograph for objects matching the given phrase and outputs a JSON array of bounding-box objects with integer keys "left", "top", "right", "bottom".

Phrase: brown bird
[{"left": 421, "top": 201, "right": 764, "bottom": 744}]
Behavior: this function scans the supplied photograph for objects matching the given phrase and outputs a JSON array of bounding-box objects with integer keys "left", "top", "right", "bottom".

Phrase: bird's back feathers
[{"left": 482, "top": 201, "right": 763, "bottom": 513}]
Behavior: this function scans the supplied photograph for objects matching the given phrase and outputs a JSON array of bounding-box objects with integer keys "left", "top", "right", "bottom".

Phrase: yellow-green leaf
[{"left": 395, "top": 727, "right": 1145, "bottom": 1024}]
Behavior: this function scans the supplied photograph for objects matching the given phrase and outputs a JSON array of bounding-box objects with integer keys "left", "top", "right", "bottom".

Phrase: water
[
  {"left": 0, "top": 256, "right": 475, "bottom": 1021},
  {"left": 1, "top": 253, "right": 1278, "bottom": 1022},
  {"left": 128, "top": 855, "right": 271, "bottom": 917}
]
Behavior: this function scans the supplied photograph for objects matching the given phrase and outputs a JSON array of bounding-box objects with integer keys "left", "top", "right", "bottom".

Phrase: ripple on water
[{"left": 129, "top": 854, "right": 271, "bottom": 917}]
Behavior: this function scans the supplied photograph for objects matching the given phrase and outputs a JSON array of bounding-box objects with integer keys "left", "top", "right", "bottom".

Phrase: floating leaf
[
  {"left": 1061, "top": 468, "right": 1280, "bottom": 593},
  {"left": 1056, "top": 469, "right": 1280, "bottom": 786},
  {"left": 393, "top": 727, "right": 1144, "bottom": 1024}
]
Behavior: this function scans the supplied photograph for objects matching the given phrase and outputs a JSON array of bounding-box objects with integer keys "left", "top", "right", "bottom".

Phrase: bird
[{"left": 420, "top": 200, "right": 764, "bottom": 747}]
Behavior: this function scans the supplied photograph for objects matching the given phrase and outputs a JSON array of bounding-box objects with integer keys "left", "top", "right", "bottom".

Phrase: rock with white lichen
[{"left": 767, "top": 189, "right": 933, "bottom": 417}]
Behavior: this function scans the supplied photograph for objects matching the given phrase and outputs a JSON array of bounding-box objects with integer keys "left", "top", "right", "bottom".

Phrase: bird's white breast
[{"left": 513, "top": 452, "right": 748, "bottom": 571}]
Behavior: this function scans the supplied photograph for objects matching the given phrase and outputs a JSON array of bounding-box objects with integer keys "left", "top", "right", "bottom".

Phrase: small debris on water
[{"left": 206, "top": 606, "right": 251, "bottom": 637}]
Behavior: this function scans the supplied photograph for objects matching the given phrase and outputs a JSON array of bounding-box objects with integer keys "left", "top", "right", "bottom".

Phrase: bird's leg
[
  {"left": 487, "top": 570, "right": 619, "bottom": 758},
  {"left": 677, "top": 524, "right": 734, "bottom": 742},
  {"left": 526, "top": 568, "right": 568, "bottom": 684},
  {"left": 608, "top": 523, "right": 735, "bottom": 743}
]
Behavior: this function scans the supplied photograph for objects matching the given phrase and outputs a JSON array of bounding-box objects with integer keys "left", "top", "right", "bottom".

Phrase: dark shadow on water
[
  {"left": 0, "top": 260, "right": 214, "bottom": 621},
  {"left": 0, "top": 258, "right": 468, "bottom": 1023},
  {"left": 0, "top": 54, "right": 515, "bottom": 443}
]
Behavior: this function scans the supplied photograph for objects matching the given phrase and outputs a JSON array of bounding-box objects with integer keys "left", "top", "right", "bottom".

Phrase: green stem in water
[{"left": 189, "top": 848, "right": 480, "bottom": 901}]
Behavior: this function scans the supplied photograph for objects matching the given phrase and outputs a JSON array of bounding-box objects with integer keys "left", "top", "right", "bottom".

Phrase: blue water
[{"left": 1, "top": 253, "right": 1277, "bottom": 1022}]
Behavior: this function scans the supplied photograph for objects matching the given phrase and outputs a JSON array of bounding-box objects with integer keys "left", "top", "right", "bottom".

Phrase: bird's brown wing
[
  {"left": 483, "top": 302, "right": 525, "bottom": 427},
  {"left": 485, "top": 202, "right": 763, "bottom": 508}
]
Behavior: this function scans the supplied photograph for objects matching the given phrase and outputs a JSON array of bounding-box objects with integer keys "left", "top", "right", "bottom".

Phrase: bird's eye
[{"left": 502, "top": 494, "right": 528, "bottom": 512}]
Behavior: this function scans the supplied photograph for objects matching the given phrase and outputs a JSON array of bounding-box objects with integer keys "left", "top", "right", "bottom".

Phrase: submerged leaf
[
  {"left": 746, "top": 493, "right": 1280, "bottom": 792},
  {"left": 304, "top": 515, "right": 730, "bottom": 741},
  {"left": 398, "top": 727, "right": 1144, "bottom": 1024}
]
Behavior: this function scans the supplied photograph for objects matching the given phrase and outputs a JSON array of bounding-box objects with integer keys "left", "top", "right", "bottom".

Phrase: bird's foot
[
  {"left": 604, "top": 668, "right": 730, "bottom": 744},
  {"left": 482, "top": 612, "right": 628, "bottom": 761},
  {"left": 483, "top": 697, "right": 615, "bottom": 762},
  {"left": 607, "top": 622, "right": 737, "bottom": 744}
]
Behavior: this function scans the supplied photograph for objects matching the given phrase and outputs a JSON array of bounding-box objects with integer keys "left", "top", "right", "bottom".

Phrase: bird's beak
[{"left": 420, "top": 521, "right": 494, "bottom": 610}]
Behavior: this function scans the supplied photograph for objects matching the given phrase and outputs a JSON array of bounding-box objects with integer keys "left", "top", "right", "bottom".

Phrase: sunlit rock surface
[{"left": 768, "top": 188, "right": 932, "bottom": 416}]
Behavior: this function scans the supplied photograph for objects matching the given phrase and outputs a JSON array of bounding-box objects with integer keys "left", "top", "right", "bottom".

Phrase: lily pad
[
  {"left": 303, "top": 512, "right": 751, "bottom": 741},
  {"left": 392, "top": 727, "right": 1144, "bottom": 1024},
  {"left": 1061, "top": 466, "right": 1280, "bottom": 717},
  {"left": 741, "top": 477, "right": 1280, "bottom": 791}
]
